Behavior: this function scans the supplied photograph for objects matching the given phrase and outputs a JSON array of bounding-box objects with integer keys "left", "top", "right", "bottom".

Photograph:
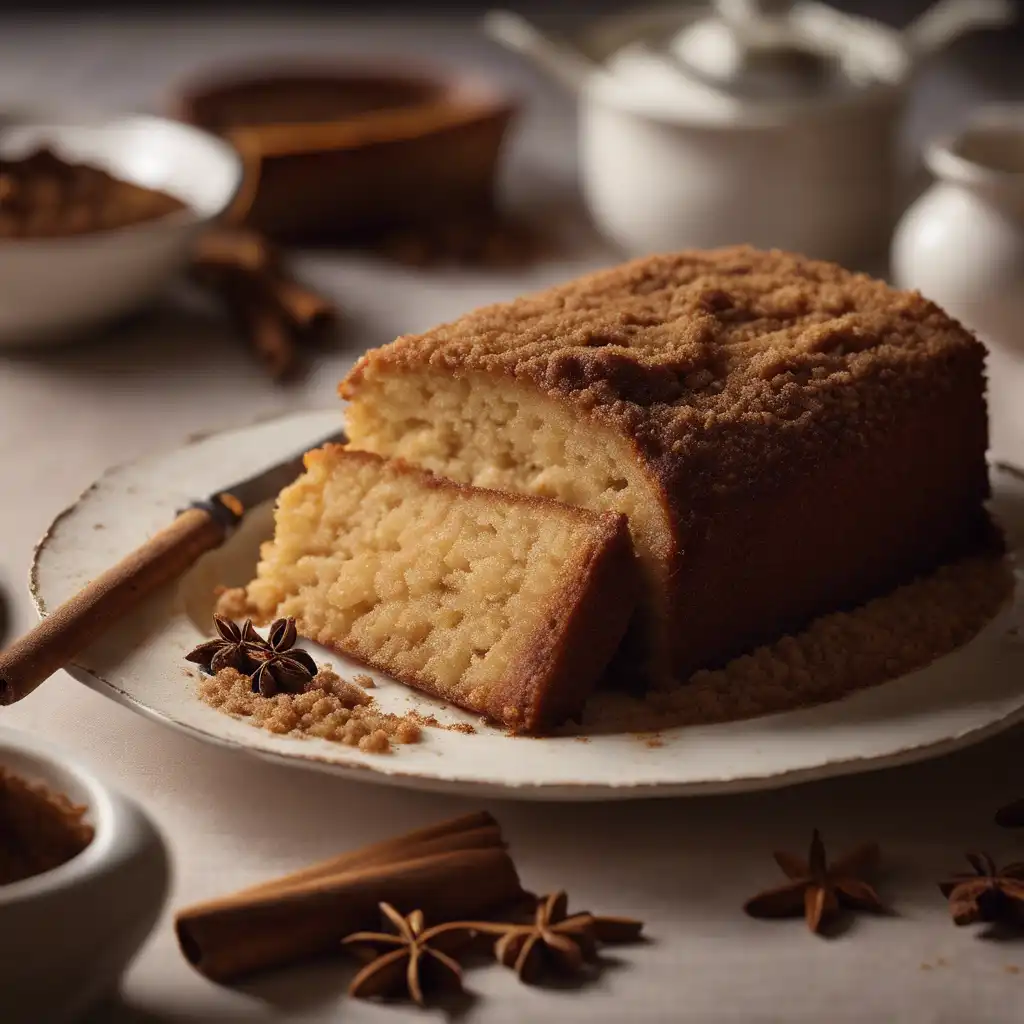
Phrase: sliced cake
[
  {"left": 340, "top": 245, "right": 994, "bottom": 687},
  {"left": 244, "top": 446, "right": 639, "bottom": 731}
]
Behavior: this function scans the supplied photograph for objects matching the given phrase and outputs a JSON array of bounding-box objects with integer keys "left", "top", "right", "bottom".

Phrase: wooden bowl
[{"left": 173, "top": 67, "right": 518, "bottom": 245}]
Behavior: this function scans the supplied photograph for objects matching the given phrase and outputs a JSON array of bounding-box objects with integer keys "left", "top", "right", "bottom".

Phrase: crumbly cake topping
[{"left": 343, "top": 246, "right": 983, "bottom": 493}]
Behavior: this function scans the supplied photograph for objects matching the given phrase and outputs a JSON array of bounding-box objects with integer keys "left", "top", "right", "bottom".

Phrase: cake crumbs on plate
[
  {"left": 213, "top": 585, "right": 252, "bottom": 621},
  {"left": 197, "top": 667, "right": 422, "bottom": 753},
  {"left": 566, "top": 551, "right": 1014, "bottom": 735},
  {"left": 405, "top": 710, "right": 475, "bottom": 734}
]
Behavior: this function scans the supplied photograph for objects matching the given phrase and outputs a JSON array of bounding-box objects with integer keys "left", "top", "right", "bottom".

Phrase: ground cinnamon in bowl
[
  {"left": 0, "top": 147, "right": 185, "bottom": 238},
  {"left": 0, "top": 766, "right": 94, "bottom": 886}
]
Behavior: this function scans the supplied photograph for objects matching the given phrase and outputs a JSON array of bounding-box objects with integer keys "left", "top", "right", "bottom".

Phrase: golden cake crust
[{"left": 343, "top": 245, "right": 984, "bottom": 502}]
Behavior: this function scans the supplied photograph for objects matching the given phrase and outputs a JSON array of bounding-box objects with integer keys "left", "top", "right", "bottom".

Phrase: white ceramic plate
[{"left": 31, "top": 410, "right": 1024, "bottom": 801}]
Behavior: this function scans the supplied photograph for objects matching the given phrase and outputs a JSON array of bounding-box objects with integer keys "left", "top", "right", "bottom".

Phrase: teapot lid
[
  {"left": 667, "top": 0, "right": 848, "bottom": 101},
  {"left": 595, "top": 0, "right": 909, "bottom": 124}
]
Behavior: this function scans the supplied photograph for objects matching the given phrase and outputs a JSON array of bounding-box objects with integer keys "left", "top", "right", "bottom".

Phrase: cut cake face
[{"left": 244, "top": 446, "right": 639, "bottom": 731}]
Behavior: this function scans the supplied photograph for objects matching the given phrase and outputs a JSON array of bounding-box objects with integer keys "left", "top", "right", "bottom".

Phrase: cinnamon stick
[
  {"left": 193, "top": 262, "right": 298, "bottom": 380},
  {"left": 267, "top": 273, "right": 336, "bottom": 333},
  {"left": 195, "top": 228, "right": 276, "bottom": 275},
  {"left": 195, "top": 228, "right": 335, "bottom": 330},
  {"left": 0, "top": 508, "right": 225, "bottom": 705},
  {"left": 240, "top": 812, "right": 503, "bottom": 897},
  {"left": 174, "top": 812, "right": 525, "bottom": 983}
]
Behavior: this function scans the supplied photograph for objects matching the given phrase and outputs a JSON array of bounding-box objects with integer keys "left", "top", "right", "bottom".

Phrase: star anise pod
[
  {"left": 185, "top": 615, "right": 269, "bottom": 675},
  {"left": 939, "top": 853, "right": 1024, "bottom": 926},
  {"left": 744, "top": 829, "right": 887, "bottom": 933},
  {"left": 342, "top": 903, "right": 466, "bottom": 1005},
  {"left": 457, "top": 892, "right": 637, "bottom": 985},
  {"left": 492, "top": 892, "right": 595, "bottom": 982},
  {"left": 995, "top": 799, "right": 1024, "bottom": 829},
  {"left": 249, "top": 617, "right": 318, "bottom": 697}
]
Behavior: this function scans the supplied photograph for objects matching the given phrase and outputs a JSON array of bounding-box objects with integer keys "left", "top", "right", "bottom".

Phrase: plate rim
[{"left": 28, "top": 410, "right": 1024, "bottom": 801}]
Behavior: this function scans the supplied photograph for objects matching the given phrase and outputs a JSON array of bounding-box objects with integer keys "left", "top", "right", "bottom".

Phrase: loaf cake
[
  {"left": 244, "top": 446, "right": 638, "bottom": 731},
  {"left": 341, "top": 245, "right": 994, "bottom": 687}
]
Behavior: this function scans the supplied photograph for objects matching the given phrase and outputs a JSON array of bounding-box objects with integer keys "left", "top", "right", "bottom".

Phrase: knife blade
[
  {"left": 189, "top": 429, "right": 347, "bottom": 530},
  {"left": 0, "top": 428, "right": 347, "bottom": 706}
]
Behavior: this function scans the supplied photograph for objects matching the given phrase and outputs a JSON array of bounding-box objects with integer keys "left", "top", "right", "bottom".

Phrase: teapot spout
[{"left": 482, "top": 10, "right": 593, "bottom": 94}]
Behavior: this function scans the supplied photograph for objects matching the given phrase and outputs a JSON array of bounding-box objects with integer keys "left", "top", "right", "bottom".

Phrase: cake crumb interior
[
  {"left": 245, "top": 449, "right": 610, "bottom": 703},
  {"left": 344, "top": 370, "right": 671, "bottom": 674}
]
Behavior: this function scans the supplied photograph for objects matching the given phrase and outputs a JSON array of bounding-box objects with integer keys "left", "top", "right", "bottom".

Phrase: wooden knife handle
[{"left": 0, "top": 508, "right": 227, "bottom": 706}]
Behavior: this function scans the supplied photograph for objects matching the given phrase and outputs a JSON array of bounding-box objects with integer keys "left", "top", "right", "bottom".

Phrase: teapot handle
[
  {"left": 904, "top": 0, "right": 1013, "bottom": 59},
  {"left": 482, "top": 10, "right": 594, "bottom": 94}
]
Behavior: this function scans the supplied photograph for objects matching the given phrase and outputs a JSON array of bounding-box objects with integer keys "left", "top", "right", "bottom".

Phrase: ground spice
[
  {"left": 0, "top": 768, "right": 94, "bottom": 885},
  {"left": 198, "top": 667, "right": 422, "bottom": 753}
]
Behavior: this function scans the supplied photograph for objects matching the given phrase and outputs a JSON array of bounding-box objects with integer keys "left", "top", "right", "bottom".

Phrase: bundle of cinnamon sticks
[
  {"left": 175, "top": 811, "right": 525, "bottom": 983},
  {"left": 190, "top": 228, "right": 337, "bottom": 381}
]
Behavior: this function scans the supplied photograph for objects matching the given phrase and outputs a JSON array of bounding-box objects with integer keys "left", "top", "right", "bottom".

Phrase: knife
[{"left": 0, "top": 429, "right": 346, "bottom": 706}]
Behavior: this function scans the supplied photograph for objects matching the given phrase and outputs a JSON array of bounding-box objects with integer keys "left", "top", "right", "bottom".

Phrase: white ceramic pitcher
[{"left": 892, "top": 107, "right": 1024, "bottom": 460}]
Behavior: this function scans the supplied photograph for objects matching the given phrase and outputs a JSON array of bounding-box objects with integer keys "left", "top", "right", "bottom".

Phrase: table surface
[{"left": 3, "top": 10, "right": 1024, "bottom": 1023}]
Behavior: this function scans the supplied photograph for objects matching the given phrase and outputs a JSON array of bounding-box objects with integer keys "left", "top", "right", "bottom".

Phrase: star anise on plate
[
  {"left": 342, "top": 902, "right": 466, "bottom": 1005},
  {"left": 185, "top": 615, "right": 269, "bottom": 675},
  {"left": 744, "top": 829, "right": 887, "bottom": 934},
  {"left": 995, "top": 799, "right": 1024, "bottom": 829},
  {"left": 464, "top": 891, "right": 643, "bottom": 984},
  {"left": 249, "top": 617, "right": 318, "bottom": 697},
  {"left": 940, "top": 853, "right": 1024, "bottom": 927}
]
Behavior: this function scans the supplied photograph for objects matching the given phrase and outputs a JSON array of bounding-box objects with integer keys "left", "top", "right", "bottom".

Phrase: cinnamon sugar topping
[{"left": 343, "top": 245, "right": 984, "bottom": 500}]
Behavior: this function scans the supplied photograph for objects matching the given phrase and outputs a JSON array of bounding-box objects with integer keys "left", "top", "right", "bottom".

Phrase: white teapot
[{"left": 485, "top": 0, "right": 1013, "bottom": 266}]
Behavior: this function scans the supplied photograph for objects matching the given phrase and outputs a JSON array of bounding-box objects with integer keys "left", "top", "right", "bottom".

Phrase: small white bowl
[
  {"left": 0, "top": 726, "right": 170, "bottom": 1024},
  {"left": 0, "top": 114, "right": 243, "bottom": 347}
]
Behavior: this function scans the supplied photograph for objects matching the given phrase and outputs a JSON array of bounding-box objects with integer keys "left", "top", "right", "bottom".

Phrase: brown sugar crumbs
[
  {"left": 198, "top": 666, "right": 421, "bottom": 754},
  {"left": 0, "top": 768, "right": 94, "bottom": 885},
  {"left": 405, "top": 710, "right": 476, "bottom": 735},
  {"left": 213, "top": 586, "right": 252, "bottom": 622},
  {"left": 568, "top": 551, "right": 1014, "bottom": 735}
]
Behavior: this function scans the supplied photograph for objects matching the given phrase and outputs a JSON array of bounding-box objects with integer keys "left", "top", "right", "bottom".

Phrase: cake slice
[
  {"left": 340, "top": 245, "right": 994, "bottom": 687},
  {"left": 244, "top": 446, "right": 639, "bottom": 731}
]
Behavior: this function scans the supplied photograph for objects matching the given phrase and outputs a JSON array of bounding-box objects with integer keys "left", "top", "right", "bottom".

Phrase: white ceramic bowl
[
  {"left": 0, "top": 114, "right": 242, "bottom": 347},
  {"left": 0, "top": 726, "right": 170, "bottom": 1024}
]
